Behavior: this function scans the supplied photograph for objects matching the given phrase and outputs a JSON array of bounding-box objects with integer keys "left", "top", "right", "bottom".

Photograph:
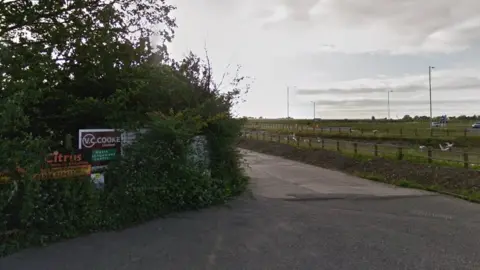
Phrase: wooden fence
[
  {"left": 245, "top": 123, "right": 480, "bottom": 138},
  {"left": 243, "top": 131, "right": 480, "bottom": 169}
]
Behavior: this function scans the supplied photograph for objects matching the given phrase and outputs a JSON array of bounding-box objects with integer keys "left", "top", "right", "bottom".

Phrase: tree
[
  {"left": 0, "top": 0, "right": 176, "bottom": 139},
  {"left": 402, "top": 115, "right": 413, "bottom": 121}
]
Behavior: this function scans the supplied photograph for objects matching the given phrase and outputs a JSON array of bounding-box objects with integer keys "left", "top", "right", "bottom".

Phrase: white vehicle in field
[
  {"left": 472, "top": 122, "right": 480, "bottom": 129},
  {"left": 431, "top": 122, "right": 441, "bottom": 127}
]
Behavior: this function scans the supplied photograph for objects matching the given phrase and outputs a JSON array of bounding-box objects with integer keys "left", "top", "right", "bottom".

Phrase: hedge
[{"left": 0, "top": 112, "right": 248, "bottom": 256}]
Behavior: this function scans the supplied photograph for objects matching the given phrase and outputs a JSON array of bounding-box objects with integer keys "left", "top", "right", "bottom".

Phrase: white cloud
[
  {"left": 165, "top": 0, "right": 480, "bottom": 119},
  {"left": 265, "top": 0, "right": 480, "bottom": 54},
  {"left": 293, "top": 68, "right": 479, "bottom": 118}
]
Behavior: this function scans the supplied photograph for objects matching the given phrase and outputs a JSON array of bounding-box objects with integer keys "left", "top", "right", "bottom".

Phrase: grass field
[
  {"left": 245, "top": 130, "right": 480, "bottom": 170},
  {"left": 246, "top": 119, "right": 480, "bottom": 138}
]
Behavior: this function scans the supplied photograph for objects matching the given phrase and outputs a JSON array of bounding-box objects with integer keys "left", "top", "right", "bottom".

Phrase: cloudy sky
[{"left": 166, "top": 0, "right": 480, "bottom": 119}]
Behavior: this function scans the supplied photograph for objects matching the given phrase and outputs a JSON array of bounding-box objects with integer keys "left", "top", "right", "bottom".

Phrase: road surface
[{"left": 1, "top": 150, "right": 480, "bottom": 270}]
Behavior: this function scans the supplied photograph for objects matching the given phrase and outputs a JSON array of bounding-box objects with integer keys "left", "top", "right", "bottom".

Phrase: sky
[{"left": 165, "top": 0, "right": 480, "bottom": 119}]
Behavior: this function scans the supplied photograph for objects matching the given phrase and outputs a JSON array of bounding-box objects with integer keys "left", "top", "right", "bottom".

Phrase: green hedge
[{"left": 0, "top": 112, "right": 248, "bottom": 256}]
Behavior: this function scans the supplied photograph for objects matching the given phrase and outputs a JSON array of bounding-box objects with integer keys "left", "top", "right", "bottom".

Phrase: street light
[
  {"left": 429, "top": 66, "right": 435, "bottom": 127},
  {"left": 287, "top": 86, "right": 290, "bottom": 119},
  {"left": 311, "top": 101, "right": 316, "bottom": 120},
  {"left": 387, "top": 90, "right": 393, "bottom": 120}
]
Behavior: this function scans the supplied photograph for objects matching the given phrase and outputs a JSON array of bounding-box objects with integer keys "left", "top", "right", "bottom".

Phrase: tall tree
[{"left": 0, "top": 0, "right": 176, "bottom": 138}]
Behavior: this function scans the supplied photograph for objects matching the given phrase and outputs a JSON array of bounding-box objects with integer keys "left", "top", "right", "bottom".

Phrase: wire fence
[
  {"left": 243, "top": 130, "right": 480, "bottom": 170},
  {"left": 245, "top": 123, "right": 480, "bottom": 138}
]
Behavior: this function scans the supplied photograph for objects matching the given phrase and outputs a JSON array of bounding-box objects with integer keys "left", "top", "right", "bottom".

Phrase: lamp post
[
  {"left": 387, "top": 90, "right": 393, "bottom": 120},
  {"left": 429, "top": 66, "right": 435, "bottom": 127},
  {"left": 287, "top": 86, "right": 290, "bottom": 119},
  {"left": 311, "top": 101, "right": 316, "bottom": 120}
]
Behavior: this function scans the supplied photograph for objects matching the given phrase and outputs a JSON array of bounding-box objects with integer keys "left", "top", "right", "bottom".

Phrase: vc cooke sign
[{"left": 78, "top": 129, "right": 122, "bottom": 149}]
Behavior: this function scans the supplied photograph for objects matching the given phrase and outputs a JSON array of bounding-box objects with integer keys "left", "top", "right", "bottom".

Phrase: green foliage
[
  {"left": 0, "top": 108, "right": 248, "bottom": 256},
  {"left": 103, "top": 112, "right": 247, "bottom": 227},
  {"left": 0, "top": 0, "right": 250, "bottom": 256}
]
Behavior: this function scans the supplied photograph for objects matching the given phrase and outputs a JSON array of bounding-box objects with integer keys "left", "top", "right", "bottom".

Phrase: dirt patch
[{"left": 238, "top": 139, "right": 480, "bottom": 199}]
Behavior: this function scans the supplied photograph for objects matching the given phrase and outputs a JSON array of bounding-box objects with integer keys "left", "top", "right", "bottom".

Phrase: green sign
[{"left": 92, "top": 148, "right": 117, "bottom": 162}]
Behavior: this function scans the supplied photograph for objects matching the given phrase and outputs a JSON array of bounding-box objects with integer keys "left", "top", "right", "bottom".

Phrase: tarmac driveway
[{"left": 1, "top": 150, "right": 479, "bottom": 270}]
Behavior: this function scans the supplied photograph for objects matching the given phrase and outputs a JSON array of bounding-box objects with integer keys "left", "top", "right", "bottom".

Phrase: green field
[
  {"left": 246, "top": 119, "right": 479, "bottom": 138},
  {"left": 245, "top": 130, "right": 480, "bottom": 170},
  {"left": 244, "top": 118, "right": 480, "bottom": 169},
  {"left": 244, "top": 119, "right": 480, "bottom": 151}
]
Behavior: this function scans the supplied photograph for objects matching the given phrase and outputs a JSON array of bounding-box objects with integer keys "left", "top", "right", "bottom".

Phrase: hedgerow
[
  {"left": 0, "top": 95, "right": 248, "bottom": 257},
  {"left": 0, "top": 0, "right": 250, "bottom": 256}
]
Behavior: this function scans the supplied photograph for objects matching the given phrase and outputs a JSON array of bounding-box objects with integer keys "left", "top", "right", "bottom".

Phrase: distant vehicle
[
  {"left": 472, "top": 122, "right": 480, "bottom": 128},
  {"left": 431, "top": 122, "right": 441, "bottom": 127}
]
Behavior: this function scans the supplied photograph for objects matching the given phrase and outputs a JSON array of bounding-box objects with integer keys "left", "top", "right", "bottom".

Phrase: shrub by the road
[{"left": 103, "top": 111, "right": 247, "bottom": 228}]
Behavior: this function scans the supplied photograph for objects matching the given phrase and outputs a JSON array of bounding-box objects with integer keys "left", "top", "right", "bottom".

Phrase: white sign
[{"left": 78, "top": 129, "right": 121, "bottom": 149}]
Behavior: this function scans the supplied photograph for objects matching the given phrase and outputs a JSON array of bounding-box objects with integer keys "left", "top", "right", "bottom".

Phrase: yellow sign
[
  {"left": 33, "top": 164, "right": 92, "bottom": 180},
  {"left": 0, "top": 164, "right": 91, "bottom": 183}
]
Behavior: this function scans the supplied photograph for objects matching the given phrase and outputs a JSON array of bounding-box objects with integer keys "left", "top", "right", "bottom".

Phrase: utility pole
[
  {"left": 387, "top": 90, "right": 393, "bottom": 120},
  {"left": 311, "top": 101, "right": 316, "bottom": 120},
  {"left": 287, "top": 86, "right": 290, "bottom": 119},
  {"left": 429, "top": 66, "right": 435, "bottom": 127}
]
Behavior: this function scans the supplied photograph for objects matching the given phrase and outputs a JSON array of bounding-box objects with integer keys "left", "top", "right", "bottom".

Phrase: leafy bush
[
  {"left": 1, "top": 110, "right": 248, "bottom": 256},
  {"left": 103, "top": 111, "right": 247, "bottom": 228},
  {"left": 0, "top": 0, "right": 250, "bottom": 256}
]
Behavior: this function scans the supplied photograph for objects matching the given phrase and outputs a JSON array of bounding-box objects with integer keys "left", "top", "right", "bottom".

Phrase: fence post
[
  {"left": 446, "top": 129, "right": 449, "bottom": 136},
  {"left": 374, "top": 144, "right": 378, "bottom": 156},
  {"left": 353, "top": 143, "right": 358, "bottom": 155},
  {"left": 336, "top": 141, "right": 340, "bottom": 151},
  {"left": 464, "top": 153, "right": 469, "bottom": 169},
  {"left": 287, "top": 135, "right": 290, "bottom": 144},
  {"left": 430, "top": 128, "right": 433, "bottom": 137},
  {"left": 399, "top": 128, "right": 403, "bottom": 137},
  {"left": 321, "top": 139, "right": 325, "bottom": 149},
  {"left": 414, "top": 128, "right": 418, "bottom": 136},
  {"left": 386, "top": 128, "right": 389, "bottom": 135},
  {"left": 464, "top": 129, "right": 467, "bottom": 137},
  {"left": 338, "top": 127, "right": 341, "bottom": 134},
  {"left": 296, "top": 137, "right": 300, "bottom": 147},
  {"left": 397, "top": 147, "right": 403, "bottom": 160},
  {"left": 427, "top": 149, "right": 432, "bottom": 163},
  {"left": 361, "top": 128, "right": 364, "bottom": 135},
  {"left": 308, "top": 138, "right": 312, "bottom": 148}
]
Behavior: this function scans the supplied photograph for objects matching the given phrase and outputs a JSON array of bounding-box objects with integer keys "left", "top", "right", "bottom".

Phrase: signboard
[
  {"left": 187, "top": 135, "right": 211, "bottom": 176},
  {"left": 0, "top": 150, "right": 91, "bottom": 183},
  {"left": 78, "top": 129, "right": 122, "bottom": 149},
  {"left": 91, "top": 172, "right": 105, "bottom": 189},
  {"left": 78, "top": 129, "right": 122, "bottom": 171}
]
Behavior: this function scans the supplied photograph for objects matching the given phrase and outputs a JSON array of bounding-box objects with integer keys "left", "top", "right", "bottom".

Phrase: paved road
[{"left": 1, "top": 150, "right": 480, "bottom": 270}]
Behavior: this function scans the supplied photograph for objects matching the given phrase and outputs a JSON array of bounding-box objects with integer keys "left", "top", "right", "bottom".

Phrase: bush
[
  {"left": 103, "top": 111, "right": 248, "bottom": 227},
  {"left": 0, "top": 111, "right": 248, "bottom": 256},
  {"left": 0, "top": 138, "right": 101, "bottom": 255},
  {"left": 0, "top": 0, "right": 250, "bottom": 257}
]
